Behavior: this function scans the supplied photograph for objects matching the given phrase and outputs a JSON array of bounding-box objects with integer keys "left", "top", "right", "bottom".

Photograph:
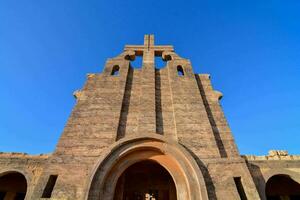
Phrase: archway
[
  {"left": 86, "top": 136, "right": 208, "bottom": 200},
  {"left": 265, "top": 174, "right": 300, "bottom": 200},
  {"left": 114, "top": 160, "right": 177, "bottom": 200},
  {"left": 0, "top": 171, "right": 27, "bottom": 200}
]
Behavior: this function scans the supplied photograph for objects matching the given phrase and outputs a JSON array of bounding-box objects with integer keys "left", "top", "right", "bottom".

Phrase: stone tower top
[
  {"left": 58, "top": 35, "right": 240, "bottom": 159},
  {"left": 124, "top": 34, "right": 174, "bottom": 65}
]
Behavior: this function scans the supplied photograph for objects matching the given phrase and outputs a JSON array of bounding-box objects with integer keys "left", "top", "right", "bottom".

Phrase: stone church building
[{"left": 0, "top": 35, "right": 300, "bottom": 200}]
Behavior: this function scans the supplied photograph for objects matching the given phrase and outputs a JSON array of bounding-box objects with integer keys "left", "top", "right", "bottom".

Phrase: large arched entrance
[
  {"left": 114, "top": 160, "right": 177, "bottom": 200},
  {"left": 0, "top": 171, "right": 27, "bottom": 200},
  {"left": 86, "top": 136, "right": 209, "bottom": 200},
  {"left": 265, "top": 174, "right": 300, "bottom": 200}
]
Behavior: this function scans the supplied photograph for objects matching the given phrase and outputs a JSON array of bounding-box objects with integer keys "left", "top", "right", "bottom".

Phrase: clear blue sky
[{"left": 0, "top": 0, "right": 299, "bottom": 155}]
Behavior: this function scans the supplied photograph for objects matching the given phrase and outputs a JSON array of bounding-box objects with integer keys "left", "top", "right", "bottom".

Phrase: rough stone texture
[
  {"left": 244, "top": 153, "right": 300, "bottom": 200},
  {"left": 0, "top": 35, "right": 299, "bottom": 200}
]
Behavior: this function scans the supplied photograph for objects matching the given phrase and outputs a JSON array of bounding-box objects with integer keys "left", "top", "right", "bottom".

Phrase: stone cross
[
  {"left": 124, "top": 35, "right": 175, "bottom": 135},
  {"left": 124, "top": 34, "right": 173, "bottom": 65}
]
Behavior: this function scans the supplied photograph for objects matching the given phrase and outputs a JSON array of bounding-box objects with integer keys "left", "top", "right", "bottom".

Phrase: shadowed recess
[
  {"left": 114, "top": 160, "right": 177, "bottom": 200},
  {"left": 195, "top": 74, "right": 228, "bottom": 158},
  {"left": 116, "top": 66, "right": 134, "bottom": 140},
  {"left": 0, "top": 172, "right": 27, "bottom": 200},
  {"left": 266, "top": 174, "right": 300, "bottom": 200},
  {"left": 155, "top": 69, "right": 164, "bottom": 135}
]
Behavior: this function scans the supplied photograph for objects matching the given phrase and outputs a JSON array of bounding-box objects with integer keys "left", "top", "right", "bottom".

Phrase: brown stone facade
[{"left": 0, "top": 35, "right": 299, "bottom": 200}]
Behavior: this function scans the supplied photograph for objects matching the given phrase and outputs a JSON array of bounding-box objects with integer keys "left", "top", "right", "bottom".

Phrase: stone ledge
[
  {"left": 0, "top": 152, "right": 50, "bottom": 159},
  {"left": 242, "top": 150, "right": 300, "bottom": 161}
]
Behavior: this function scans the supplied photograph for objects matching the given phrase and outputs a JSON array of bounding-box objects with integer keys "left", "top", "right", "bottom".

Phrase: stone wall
[
  {"left": 244, "top": 151, "right": 300, "bottom": 200},
  {"left": 0, "top": 153, "right": 48, "bottom": 199},
  {"left": 0, "top": 35, "right": 299, "bottom": 200}
]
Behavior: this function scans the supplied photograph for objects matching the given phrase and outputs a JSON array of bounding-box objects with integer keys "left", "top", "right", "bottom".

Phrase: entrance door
[{"left": 114, "top": 161, "right": 177, "bottom": 200}]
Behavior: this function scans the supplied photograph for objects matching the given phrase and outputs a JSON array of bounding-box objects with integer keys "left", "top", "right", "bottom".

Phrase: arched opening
[
  {"left": 86, "top": 137, "right": 208, "bottom": 200},
  {"left": 266, "top": 174, "right": 300, "bottom": 200},
  {"left": 0, "top": 172, "right": 27, "bottom": 200},
  {"left": 177, "top": 65, "right": 184, "bottom": 76},
  {"left": 155, "top": 56, "right": 167, "bottom": 69},
  {"left": 111, "top": 65, "right": 120, "bottom": 76},
  {"left": 114, "top": 160, "right": 177, "bottom": 200},
  {"left": 130, "top": 55, "right": 143, "bottom": 69}
]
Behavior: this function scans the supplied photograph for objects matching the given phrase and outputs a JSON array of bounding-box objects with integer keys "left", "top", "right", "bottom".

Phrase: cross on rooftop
[
  {"left": 124, "top": 35, "right": 174, "bottom": 56},
  {"left": 124, "top": 35, "right": 174, "bottom": 64}
]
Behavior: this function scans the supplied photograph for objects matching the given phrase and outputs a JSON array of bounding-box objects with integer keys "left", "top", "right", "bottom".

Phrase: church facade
[{"left": 0, "top": 35, "right": 300, "bottom": 200}]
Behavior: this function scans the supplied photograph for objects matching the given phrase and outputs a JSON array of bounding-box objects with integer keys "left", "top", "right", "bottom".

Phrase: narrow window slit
[
  {"left": 234, "top": 177, "right": 247, "bottom": 200},
  {"left": 111, "top": 65, "right": 120, "bottom": 76},
  {"left": 177, "top": 65, "right": 184, "bottom": 76},
  {"left": 41, "top": 175, "right": 58, "bottom": 198}
]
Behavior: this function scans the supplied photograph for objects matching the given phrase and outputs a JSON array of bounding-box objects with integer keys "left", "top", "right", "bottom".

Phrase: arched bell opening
[
  {"left": 114, "top": 160, "right": 177, "bottom": 200},
  {"left": 265, "top": 174, "right": 300, "bottom": 200},
  {"left": 0, "top": 171, "right": 27, "bottom": 200}
]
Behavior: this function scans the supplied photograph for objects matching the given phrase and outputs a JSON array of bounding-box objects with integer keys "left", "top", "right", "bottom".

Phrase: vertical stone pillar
[{"left": 138, "top": 35, "right": 156, "bottom": 134}]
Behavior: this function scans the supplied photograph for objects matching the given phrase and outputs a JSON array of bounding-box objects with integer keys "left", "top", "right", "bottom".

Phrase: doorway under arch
[
  {"left": 0, "top": 171, "right": 27, "bottom": 200},
  {"left": 114, "top": 160, "right": 177, "bottom": 200},
  {"left": 265, "top": 174, "right": 300, "bottom": 200},
  {"left": 86, "top": 137, "right": 209, "bottom": 200}
]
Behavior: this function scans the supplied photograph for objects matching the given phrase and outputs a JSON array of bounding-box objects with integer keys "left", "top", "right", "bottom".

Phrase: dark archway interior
[
  {"left": 114, "top": 160, "right": 177, "bottom": 200},
  {"left": 0, "top": 172, "right": 27, "bottom": 200},
  {"left": 266, "top": 174, "right": 300, "bottom": 200}
]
